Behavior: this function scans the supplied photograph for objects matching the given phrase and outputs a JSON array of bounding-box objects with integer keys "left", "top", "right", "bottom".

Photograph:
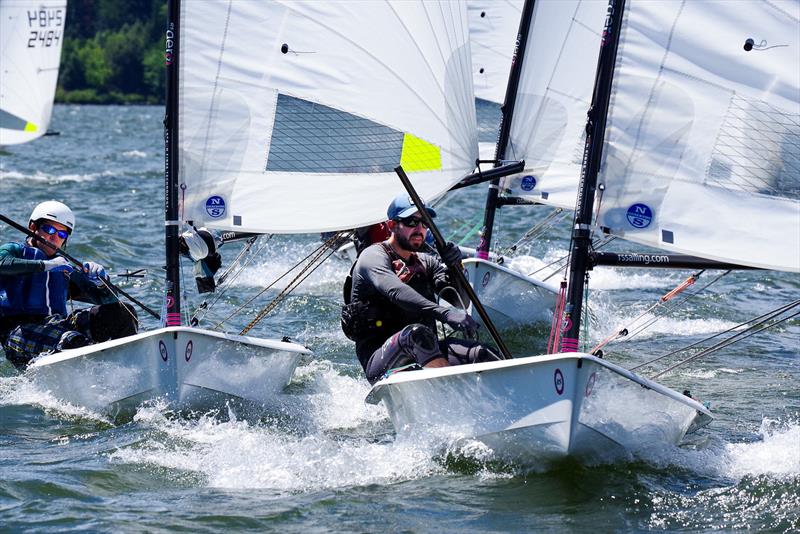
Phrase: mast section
[
  {"left": 163, "top": 0, "right": 181, "bottom": 326},
  {"left": 560, "top": 0, "right": 625, "bottom": 352}
]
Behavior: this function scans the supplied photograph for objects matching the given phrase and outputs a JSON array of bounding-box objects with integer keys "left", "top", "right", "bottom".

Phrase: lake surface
[{"left": 0, "top": 104, "right": 798, "bottom": 532}]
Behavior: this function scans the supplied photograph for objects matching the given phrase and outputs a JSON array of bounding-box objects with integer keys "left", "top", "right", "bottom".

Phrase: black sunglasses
[
  {"left": 39, "top": 223, "right": 69, "bottom": 239},
  {"left": 397, "top": 216, "right": 427, "bottom": 228}
]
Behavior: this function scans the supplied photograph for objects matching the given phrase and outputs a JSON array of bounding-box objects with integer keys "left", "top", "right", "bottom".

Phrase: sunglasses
[
  {"left": 39, "top": 223, "right": 70, "bottom": 239},
  {"left": 397, "top": 216, "right": 427, "bottom": 228}
]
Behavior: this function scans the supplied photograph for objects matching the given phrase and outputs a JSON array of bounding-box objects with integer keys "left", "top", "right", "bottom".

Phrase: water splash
[
  {"left": 0, "top": 374, "right": 112, "bottom": 424},
  {"left": 107, "top": 361, "right": 445, "bottom": 492}
]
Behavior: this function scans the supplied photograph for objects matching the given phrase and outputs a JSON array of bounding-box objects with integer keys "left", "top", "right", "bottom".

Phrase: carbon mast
[
  {"left": 163, "top": 0, "right": 181, "bottom": 326},
  {"left": 559, "top": 0, "right": 625, "bottom": 352}
]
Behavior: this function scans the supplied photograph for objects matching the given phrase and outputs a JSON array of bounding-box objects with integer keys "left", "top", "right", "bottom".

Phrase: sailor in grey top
[{"left": 342, "top": 194, "right": 500, "bottom": 384}]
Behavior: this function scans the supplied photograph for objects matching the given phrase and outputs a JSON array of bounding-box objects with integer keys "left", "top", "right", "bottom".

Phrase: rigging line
[
  {"left": 589, "top": 270, "right": 706, "bottom": 354},
  {"left": 211, "top": 236, "right": 335, "bottom": 331},
  {"left": 189, "top": 236, "right": 268, "bottom": 325},
  {"left": 613, "top": 270, "right": 730, "bottom": 351},
  {"left": 94, "top": 275, "right": 143, "bottom": 326},
  {"left": 239, "top": 234, "right": 345, "bottom": 336},
  {"left": 498, "top": 208, "right": 566, "bottom": 258},
  {"left": 632, "top": 298, "right": 800, "bottom": 372},
  {"left": 457, "top": 219, "right": 484, "bottom": 246},
  {"left": 217, "top": 236, "right": 264, "bottom": 286},
  {"left": 214, "top": 231, "right": 350, "bottom": 332},
  {"left": 649, "top": 308, "right": 800, "bottom": 380}
]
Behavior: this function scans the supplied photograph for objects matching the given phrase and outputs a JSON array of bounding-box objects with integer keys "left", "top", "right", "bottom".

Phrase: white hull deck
[
  {"left": 367, "top": 353, "right": 712, "bottom": 465},
  {"left": 462, "top": 258, "right": 558, "bottom": 330},
  {"left": 27, "top": 326, "right": 309, "bottom": 419}
]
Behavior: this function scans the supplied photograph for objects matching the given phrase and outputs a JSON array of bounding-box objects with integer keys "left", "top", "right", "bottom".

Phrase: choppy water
[{"left": 0, "top": 105, "right": 798, "bottom": 532}]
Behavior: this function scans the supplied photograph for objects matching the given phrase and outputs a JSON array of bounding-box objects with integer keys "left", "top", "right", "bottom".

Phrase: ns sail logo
[
  {"left": 626, "top": 203, "right": 653, "bottom": 229},
  {"left": 206, "top": 196, "right": 226, "bottom": 218}
]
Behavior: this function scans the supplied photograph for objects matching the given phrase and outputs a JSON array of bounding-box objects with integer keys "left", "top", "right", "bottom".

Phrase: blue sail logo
[
  {"left": 520, "top": 175, "right": 537, "bottom": 191},
  {"left": 205, "top": 196, "right": 226, "bottom": 218},
  {"left": 626, "top": 203, "right": 653, "bottom": 228}
]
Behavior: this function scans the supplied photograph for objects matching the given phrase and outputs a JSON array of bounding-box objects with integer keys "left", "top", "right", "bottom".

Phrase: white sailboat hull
[
  {"left": 463, "top": 258, "right": 558, "bottom": 330},
  {"left": 27, "top": 326, "right": 309, "bottom": 418},
  {"left": 367, "top": 353, "right": 711, "bottom": 464}
]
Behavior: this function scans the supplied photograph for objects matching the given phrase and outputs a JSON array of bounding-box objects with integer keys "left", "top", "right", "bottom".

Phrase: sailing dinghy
[
  {"left": 27, "top": 0, "right": 325, "bottom": 418},
  {"left": 0, "top": 0, "right": 66, "bottom": 147},
  {"left": 29, "top": 1, "right": 484, "bottom": 417},
  {"left": 368, "top": 0, "right": 799, "bottom": 464}
]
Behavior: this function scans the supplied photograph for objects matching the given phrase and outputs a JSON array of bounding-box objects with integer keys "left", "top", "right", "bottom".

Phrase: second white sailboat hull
[
  {"left": 27, "top": 326, "right": 309, "bottom": 418},
  {"left": 367, "top": 353, "right": 711, "bottom": 464},
  {"left": 463, "top": 258, "right": 558, "bottom": 330}
]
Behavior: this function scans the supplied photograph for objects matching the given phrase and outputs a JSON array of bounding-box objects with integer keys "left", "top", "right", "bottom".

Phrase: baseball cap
[{"left": 387, "top": 193, "right": 437, "bottom": 220}]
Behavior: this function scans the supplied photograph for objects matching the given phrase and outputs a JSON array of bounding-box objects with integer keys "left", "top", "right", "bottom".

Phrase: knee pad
[{"left": 397, "top": 324, "right": 441, "bottom": 366}]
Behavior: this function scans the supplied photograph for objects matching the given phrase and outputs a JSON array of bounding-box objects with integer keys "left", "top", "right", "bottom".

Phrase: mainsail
[
  {"left": 596, "top": 0, "right": 800, "bottom": 272},
  {"left": 178, "top": 0, "right": 478, "bottom": 234},
  {"left": 467, "top": 0, "right": 522, "bottom": 105},
  {"left": 496, "top": 0, "right": 608, "bottom": 210},
  {"left": 0, "top": 0, "right": 66, "bottom": 146}
]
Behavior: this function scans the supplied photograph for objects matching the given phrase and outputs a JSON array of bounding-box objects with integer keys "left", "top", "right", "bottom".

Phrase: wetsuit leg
[
  {"left": 440, "top": 338, "right": 502, "bottom": 366},
  {"left": 365, "top": 324, "right": 442, "bottom": 384}
]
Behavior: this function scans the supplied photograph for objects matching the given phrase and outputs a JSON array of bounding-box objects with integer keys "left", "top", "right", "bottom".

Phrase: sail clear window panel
[
  {"left": 267, "top": 95, "right": 397, "bottom": 173},
  {"left": 707, "top": 96, "right": 800, "bottom": 200}
]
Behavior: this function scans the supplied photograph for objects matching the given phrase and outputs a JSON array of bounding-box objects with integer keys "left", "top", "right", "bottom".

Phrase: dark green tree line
[{"left": 56, "top": 0, "right": 166, "bottom": 104}]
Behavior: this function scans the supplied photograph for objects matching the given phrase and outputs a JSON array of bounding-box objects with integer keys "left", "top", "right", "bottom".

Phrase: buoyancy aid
[
  {"left": 0, "top": 242, "right": 70, "bottom": 317},
  {"left": 341, "top": 242, "right": 430, "bottom": 342}
]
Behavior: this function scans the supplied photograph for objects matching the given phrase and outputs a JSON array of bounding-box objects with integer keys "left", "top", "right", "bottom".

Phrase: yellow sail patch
[
  {"left": 24, "top": 122, "right": 38, "bottom": 132},
  {"left": 399, "top": 132, "right": 441, "bottom": 172}
]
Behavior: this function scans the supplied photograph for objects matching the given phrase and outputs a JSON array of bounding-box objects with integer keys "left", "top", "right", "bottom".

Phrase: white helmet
[{"left": 29, "top": 201, "right": 75, "bottom": 234}]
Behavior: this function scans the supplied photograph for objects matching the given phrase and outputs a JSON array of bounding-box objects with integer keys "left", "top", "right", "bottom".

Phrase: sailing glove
[
  {"left": 441, "top": 308, "right": 479, "bottom": 338},
  {"left": 42, "top": 256, "right": 73, "bottom": 274},
  {"left": 83, "top": 261, "right": 108, "bottom": 286},
  {"left": 440, "top": 241, "right": 463, "bottom": 266}
]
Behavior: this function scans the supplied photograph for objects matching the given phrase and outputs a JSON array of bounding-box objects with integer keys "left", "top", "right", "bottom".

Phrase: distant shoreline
[{"left": 55, "top": 88, "right": 163, "bottom": 106}]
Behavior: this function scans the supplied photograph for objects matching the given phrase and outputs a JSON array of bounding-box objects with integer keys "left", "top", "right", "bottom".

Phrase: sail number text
[{"left": 26, "top": 9, "right": 64, "bottom": 48}]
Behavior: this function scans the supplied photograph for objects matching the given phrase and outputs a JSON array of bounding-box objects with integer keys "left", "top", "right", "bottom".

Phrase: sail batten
[{"left": 179, "top": 0, "right": 477, "bottom": 233}]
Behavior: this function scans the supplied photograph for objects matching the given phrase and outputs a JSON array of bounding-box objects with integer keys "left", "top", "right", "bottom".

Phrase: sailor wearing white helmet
[{"left": 0, "top": 201, "right": 138, "bottom": 370}]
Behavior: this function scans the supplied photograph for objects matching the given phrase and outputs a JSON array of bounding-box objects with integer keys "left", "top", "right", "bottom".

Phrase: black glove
[
  {"left": 442, "top": 308, "right": 479, "bottom": 338},
  {"left": 440, "top": 241, "right": 463, "bottom": 266}
]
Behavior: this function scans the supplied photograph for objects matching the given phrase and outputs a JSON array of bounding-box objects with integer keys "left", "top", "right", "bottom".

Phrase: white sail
[
  {"left": 498, "top": 0, "right": 608, "bottom": 210},
  {"left": 0, "top": 0, "right": 66, "bottom": 146},
  {"left": 596, "top": 0, "right": 800, "bottom": 272},
  {"left": 467, "top": 0, "right": 522, "bottom": 105},
  {"left": 179, "top": 0, "right": 478, "bottom": 234}
]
